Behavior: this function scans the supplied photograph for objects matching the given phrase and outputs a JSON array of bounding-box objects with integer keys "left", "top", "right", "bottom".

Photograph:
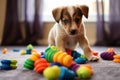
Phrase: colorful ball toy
[
  {"left": 0, "top": 59, "right": 17, "bottom": 70},
  {"left": 29, "top": 52, "right": 41, "bottom": 61},
  {"left": 2, "top": 48, "right": 8, "bottom": 54},
  {"left": 43, "top": 66, "right": 60, "bottom": 80},
  {"left": 53, "top": 51, "right": 73, "bottom": 67},
  {"left": 100, "top": 48, "right": 116, "bottom": 60},
  {"left": 59, "top": 66, "right": 75, "bottom": 80},
  {"left": 43, "top": 66, "right": 75, "bottom": 80},
  {"left": 45, "top": 46, "right": 73, "bottom": 67},
  {"left": 34, "top": 58, "right": 50, "bottom": 73},
  {"left": 113, "top": 55, "right": 120, "bottom": 63},
  {"left": 45, "top": 46, "right": 59, "bottom": 62},
  {"left": 24, "top": 58, "right": 34, "bottom": 70},
  {"left": 20, "top": 50, "right": 26, "bottom": 55},
  {"left": 76, "top": 65, "right": 93, "bottom": 79},
  {"left": 24, "top": 52, "right": 41, "bottom": 70},
  {"left": 100, "top": 52, "right": 115, "bottom": 60},
  {"left": 23, "top": 45, "right": 94, "bottom": 80},
  {"left": 27, "top": 44, "right": 33, "bottom": 50}
]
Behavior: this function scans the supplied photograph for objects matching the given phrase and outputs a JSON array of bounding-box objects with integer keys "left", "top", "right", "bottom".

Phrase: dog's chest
[{"left": 64, "top": 35, "right": 79, "bottom": 49}]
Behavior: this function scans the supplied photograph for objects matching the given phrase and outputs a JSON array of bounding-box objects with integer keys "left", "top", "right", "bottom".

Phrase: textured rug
[{"left": 0, "top": 46, "right": 120, "bottom": 80}]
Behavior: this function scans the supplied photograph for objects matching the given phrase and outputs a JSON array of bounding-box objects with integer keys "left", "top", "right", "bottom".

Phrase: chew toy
[
  {"left": 100, "top": 48, "right": 116, "bottom": 60},
  {"left": 29, "top": 52, "right": 41, "bottom": 61},
  {"left": 71, "top": 50, "right": 81, "bottom": 59},
  {"left": 70, "top": 63, "right": 93, "bottom": 79},
  {"left": 53, "top": 51, "right": 73, "bottom": 67},
  {"left": 59, "top": 66, "right": 75, "bottom": 80},
  {"left": 66, "top": 48, "right": 81, "bottom": 59},
  {"left": 76, "top": 66, "right": 93, "bottom": 79},
  {"left": 43, "top": 66, "right": 75, "bottom": 80},
  {"left": 24, "top": 58, "right": 34, "bottom": 70},
  {"left": 92, "top": 50, "right": 99, "bottom": 56},
  {"left": 20, "top": 50, "right": 26, "bottom": 55},
  {"left": 23, "top": 45, "right": 94, "bottom": 79},
  {"left": 106, "top": 48, "right": 115, "bottom": 53},
  {"left": 21, "top": 44, "right": 34, "bottom": 55},
  {"left": 45, "top": 46, "right": 59, "bottom": 62},
  {"left": 27, "top": 44, "right": 33, "bottom": 50},
  {"left": 45, "top": 46, "right": 73, "bottom": 67},
  {"left": 34, "top": 58, "right": 50, "bottom": 73},
  {"left": 113, "top": 55, "right": 120, "bottom": 63},
  {"left": 24, "top": 52, "right": 40, "bottom": 70},
  {"left": 100, "top": 52, "right": 115, "bottom": 60},
  {"left": 0, "top": 59, "right": 17, "bottom": 70},
  {"left": 43, "top": 66, "right": 61, "bottom": 80},
  {"left": 66, "top": 49, "right": 87, "bottom": 64},
  {"left": 2, "top": 48, "right": 8, "bottom": 54},
  {"left": 75, "top": 57, "right": 86, "bottom": 64}
]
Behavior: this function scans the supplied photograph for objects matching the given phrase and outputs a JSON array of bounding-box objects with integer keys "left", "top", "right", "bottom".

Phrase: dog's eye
[
  {"left": 63, "top": 19, "right": 68, "bottom": 25},
  {"left": 75, "top": 18, "right": 80, "bottom": 23}
]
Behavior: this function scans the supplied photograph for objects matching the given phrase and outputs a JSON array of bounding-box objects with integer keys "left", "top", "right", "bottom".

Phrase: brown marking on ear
[
  {"left": 77, "top": 5, "right": 89, "bottom": 18},
  {"left": 52, "top": 7, "right": 63, "bottom": 23}
]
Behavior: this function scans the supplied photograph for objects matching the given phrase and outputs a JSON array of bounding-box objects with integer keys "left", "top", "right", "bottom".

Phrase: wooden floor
[{"left": 0, "top": 46, "right": 120, "bottom": 80}]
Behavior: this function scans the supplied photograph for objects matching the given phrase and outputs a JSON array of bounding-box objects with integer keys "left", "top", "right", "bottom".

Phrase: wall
[{"left": 0, "top": 0, "right": 6, "bottom": 44}]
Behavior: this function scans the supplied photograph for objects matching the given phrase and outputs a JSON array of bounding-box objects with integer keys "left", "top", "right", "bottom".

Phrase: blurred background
[{"left": 0, "top": 0, "right": 120, "bottom": 46}]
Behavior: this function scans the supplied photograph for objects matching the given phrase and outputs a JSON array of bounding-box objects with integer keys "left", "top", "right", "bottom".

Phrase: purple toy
[{"left": 100, "top": 52, "right": 115, "bottom": 60}]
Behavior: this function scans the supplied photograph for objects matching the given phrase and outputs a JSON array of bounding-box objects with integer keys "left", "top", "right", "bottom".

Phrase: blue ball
[
  {"left": 1, "top": 60, "right": 11, "bottom": 65},
  {"left": 0, "top": 64, "right": 12, "bottom": 70},
  {"left": 72, "top": 50, "right": 81, "bottom": 60},
  {"left": 75, "top": 58, "right": 86, "bottom": 64},
  {"left": 59, "top": 67, "right": 75, "bottom": 80},
  {"left": 26, "top": 49, "right": 31, "bottom": 54}
]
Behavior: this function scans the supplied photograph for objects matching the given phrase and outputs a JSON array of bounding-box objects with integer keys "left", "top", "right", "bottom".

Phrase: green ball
[
  {"left": 27, "top": 44, "right": 33, "bottom": 50},
  {"left": 80, "top": 54, "right": 87, "bottom": 60},
  {"left": 24, "top": 58, "right": 34, "bottom": 70},
  {"left": 43, "top": 67, "right": 59, "bottom": 80},
  {"left": 76, "top": 66, "right": 91, "bottom": 79}
]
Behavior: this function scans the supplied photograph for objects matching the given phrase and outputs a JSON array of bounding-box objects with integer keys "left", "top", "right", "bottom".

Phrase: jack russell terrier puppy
[{"left": 48, "top": 5, "right": 99, "bottom": 61}]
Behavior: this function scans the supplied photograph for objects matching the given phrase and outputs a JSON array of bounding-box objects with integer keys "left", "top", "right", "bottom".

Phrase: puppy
[{"left": 48, "top": 5, "right": 98, "bottom": 61}]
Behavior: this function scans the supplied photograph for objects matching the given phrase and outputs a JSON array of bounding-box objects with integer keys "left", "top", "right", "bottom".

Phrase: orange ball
[
  {"left": 113, "top": 59, "right": 120, "bottom": 63},
  {"left": 106, "top": 48, "right": 115, "bottom": 53},
  {"left": 114, "top": 55, "right": 120, "bottom": 59},
  {"left": 2, "top": 48, "right": 8, "bottom": 54}
]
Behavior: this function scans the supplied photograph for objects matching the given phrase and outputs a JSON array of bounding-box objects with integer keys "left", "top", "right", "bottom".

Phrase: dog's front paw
[{"left": 87, "top": 56, "right": 99, "bottom": 62}]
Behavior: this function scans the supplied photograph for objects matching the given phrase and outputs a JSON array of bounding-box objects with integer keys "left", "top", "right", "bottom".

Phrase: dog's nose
[{"left": 70, "top": 30, "right": 76, "bottom": 35}]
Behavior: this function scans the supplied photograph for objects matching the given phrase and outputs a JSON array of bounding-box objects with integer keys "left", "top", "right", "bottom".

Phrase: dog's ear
[
  {"left": 52, "top": 7, "right": 63, "bottom": 23},
  {"left": 77, "top": 5, "right": 89, "bottom": 18}
]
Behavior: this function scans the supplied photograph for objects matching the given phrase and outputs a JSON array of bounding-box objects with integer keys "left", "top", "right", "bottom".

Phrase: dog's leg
[
  {"left": 55, "top": 36, "right": 66, "bottom": 52},
  {"left": 79, "top": 36, "right": 99, "bottom": 61}
]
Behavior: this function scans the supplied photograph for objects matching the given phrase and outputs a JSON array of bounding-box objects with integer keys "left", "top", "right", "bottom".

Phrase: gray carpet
[{"left": 0, "top": 46, "right": 120, "bottom": 80}]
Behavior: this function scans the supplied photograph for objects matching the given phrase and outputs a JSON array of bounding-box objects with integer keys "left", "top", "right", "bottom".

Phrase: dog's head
[{"left": 52, "top": 5, "right": 89, "bottom": 35}]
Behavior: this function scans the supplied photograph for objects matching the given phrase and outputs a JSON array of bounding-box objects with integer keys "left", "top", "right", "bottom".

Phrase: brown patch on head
[{"left": 52, "top": 5, "right": 89, "bottom": 35}]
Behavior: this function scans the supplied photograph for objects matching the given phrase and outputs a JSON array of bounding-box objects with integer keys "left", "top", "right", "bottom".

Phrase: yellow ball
[
  {"left": 52, "top": 66, "right": 60, "bottom": 78},
  {"left": 43, "top": 67, "right": 57, "bottom": 80}
]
